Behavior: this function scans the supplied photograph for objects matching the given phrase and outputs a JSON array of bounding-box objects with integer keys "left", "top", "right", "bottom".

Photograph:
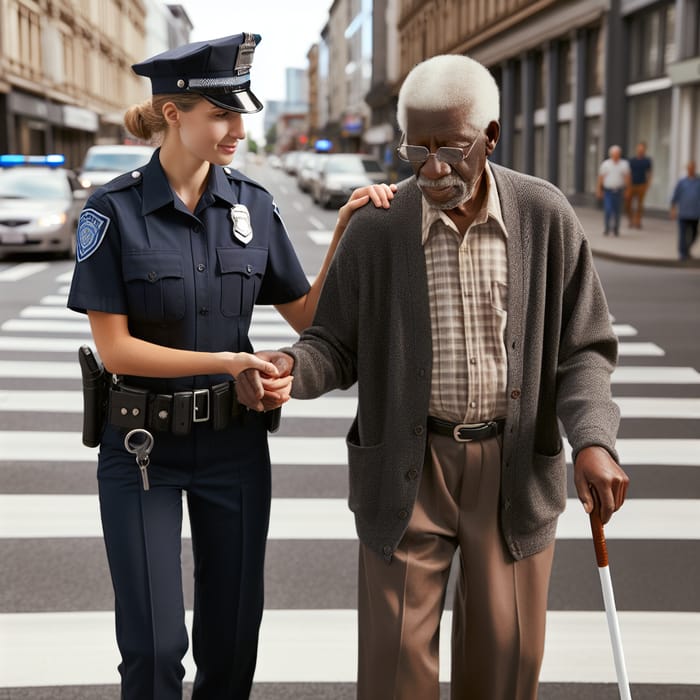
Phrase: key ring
[{"left": 124, "top": 428, "right": 154, "bottom": 465}]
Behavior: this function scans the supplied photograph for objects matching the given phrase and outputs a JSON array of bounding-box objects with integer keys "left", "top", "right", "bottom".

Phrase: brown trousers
[
  {"left": 357, "top": 432, "right": 555, "bottom": 700},
  {"left": 626, "top": 183, "right": 648, "bottom": 226}
]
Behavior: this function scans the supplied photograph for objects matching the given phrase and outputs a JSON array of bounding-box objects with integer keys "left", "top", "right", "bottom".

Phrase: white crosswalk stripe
[
  {"left": 0, "top": 279, "right": 698, "bottom": 695},
  {"left": 1, "top": 431, "right": 699, "bottom": 465},
  {"left": 0, "top": 610, "right": 697, "bottom": 686},
  {"left": 0, "top": 495, "right": 697, "bottom": 540}
]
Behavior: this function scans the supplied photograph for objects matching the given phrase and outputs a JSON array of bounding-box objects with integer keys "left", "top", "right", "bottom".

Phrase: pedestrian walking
[
  {"left": 238, "top": 54, "right": 629, "bottom": 700},
  {"left": 626, "top": 141, "right": 652, "bottom": 228},
  {"left": 597, "top": 145, "right": 631, "bottom": 236},
  {"left": 670, "top": 160, "right": 700, "bottom": 261},
  {"left": 67, "top": 33, "right": 394, "bottom": 699}
]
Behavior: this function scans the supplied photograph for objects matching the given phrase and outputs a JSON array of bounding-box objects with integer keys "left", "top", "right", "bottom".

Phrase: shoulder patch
[{"left": 76, "top": 208, "right": 110, "bottom": 262}]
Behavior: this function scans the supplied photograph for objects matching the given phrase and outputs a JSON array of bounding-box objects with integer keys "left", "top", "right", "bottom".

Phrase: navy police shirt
[{"left": 68, "top": 149, "right": 310, "bottom": 392}]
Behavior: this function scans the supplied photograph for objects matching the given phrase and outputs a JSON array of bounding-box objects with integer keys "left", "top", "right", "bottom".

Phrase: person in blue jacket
[
  {"left": 670, "top": 160, "right": 700, "bottom": 260},
  {"left": 67, "top": 33, "right": 394, "bottom": 699}
]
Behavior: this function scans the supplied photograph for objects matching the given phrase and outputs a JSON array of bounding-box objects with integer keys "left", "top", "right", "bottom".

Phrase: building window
[
  {"left": 585, "top": 26, "right": 602, "bottom": 97},
  {"left": 628, "top": 2, "right": 676, "bottom": 82},
  {"left": 557, "top": 122, "right": 574, "bottom": 195},
  {"left": 557, "top": 39, "right": 572, "bottom": 104},
  {"left": 585, "top": 116, "right": 602, "bottom": 195}
]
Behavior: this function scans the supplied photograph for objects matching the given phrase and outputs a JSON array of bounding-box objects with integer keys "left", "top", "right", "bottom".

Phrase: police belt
[
  {"left": 426, "top": 416, "right": 505, "bottom": 442},
  {"left": 108, "top": 381, "right": 242, "bottom": 435}
]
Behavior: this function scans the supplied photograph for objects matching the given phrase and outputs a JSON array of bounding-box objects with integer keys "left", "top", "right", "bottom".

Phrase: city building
[
  {"left": 391, "top": 0, "right": 700, "bottom": 209},
  {"left": 0, "top": 0, "right": 191, "bottom": 169}
]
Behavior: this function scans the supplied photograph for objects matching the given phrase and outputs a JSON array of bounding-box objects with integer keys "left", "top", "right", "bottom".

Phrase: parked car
[
  {"left": 0, "top": 154, "right": 87, "bottom": 259},
  {"left": 311, "top": 153, "right": 386, "bottom": 208},
  {"left": 282, "top": 150, "right": 304, "bottom": 175},
  {"left": 297, "top": 152, "right": 327, "bottom": 193},
  {"left": 77, "top": 144, "right": 154, "bottom": 193}
]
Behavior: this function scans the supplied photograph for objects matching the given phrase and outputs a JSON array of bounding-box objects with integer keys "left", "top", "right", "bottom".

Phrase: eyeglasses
[{"left": 396, "top": 137, "right": 479, "bottom": 165}]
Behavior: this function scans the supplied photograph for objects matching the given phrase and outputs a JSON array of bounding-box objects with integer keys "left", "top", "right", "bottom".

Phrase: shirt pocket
[
  {"left": 217, "top": 247, "right": 268, "bottom": 317},
  {"left": 123, "top": 251, "right": 186, "bottom": 322},
  {"left": 489, "top": 280, "right": 508, "bottom": 313}
]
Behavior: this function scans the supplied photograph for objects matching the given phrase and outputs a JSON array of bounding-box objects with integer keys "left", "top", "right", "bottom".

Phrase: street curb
[{"left": 591, "top": 250, "right": 700, "bottom": 269}]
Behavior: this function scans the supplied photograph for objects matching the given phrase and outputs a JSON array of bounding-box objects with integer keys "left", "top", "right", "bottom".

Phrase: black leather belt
[
  {"left": 427, "top": 416, "right": 505, "bottom": 442},
  {"left": 108, "top": 381, "right": 242, "bottom": 435}
]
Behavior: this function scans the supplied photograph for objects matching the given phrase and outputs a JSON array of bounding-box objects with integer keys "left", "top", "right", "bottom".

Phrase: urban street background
[{"left": 0, "top": 159, "right": 698, "bottom": 698}]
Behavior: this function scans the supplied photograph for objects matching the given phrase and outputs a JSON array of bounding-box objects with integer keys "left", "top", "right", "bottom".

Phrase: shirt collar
[
  {"left": 141, "top": 149, "right": 238, "bottom": 215},
  {"left": 421, "top": 162, "right": 507, "bottom": 245}
]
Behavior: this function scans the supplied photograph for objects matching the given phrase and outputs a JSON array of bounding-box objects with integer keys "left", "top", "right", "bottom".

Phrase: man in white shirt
[{"left": 597, "top": 145, "right": 631, "bottom": 236}]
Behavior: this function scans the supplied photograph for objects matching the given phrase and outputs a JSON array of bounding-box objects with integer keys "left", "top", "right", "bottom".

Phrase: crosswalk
[{"left": 0, "top": 260, "right": 698, "bottom": 697}]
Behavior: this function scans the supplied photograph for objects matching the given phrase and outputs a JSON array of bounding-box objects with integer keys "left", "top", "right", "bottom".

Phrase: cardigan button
[
  {"left": 413, "top": 425, "right": 424, "bottom": 436},
  {"left": 382, "top": 545, "right": 392, "bottom": 556},
  {"left": 510, "top": 389, "right": 521, "bottom": 399},
  {"left": 398, "top": 509, "right": 409, "bottom": 520}
]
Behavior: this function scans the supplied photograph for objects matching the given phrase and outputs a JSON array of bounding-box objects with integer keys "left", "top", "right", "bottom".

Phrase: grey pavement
[{"left": 573, "top": 203, "right": 700, "bottom": 268}]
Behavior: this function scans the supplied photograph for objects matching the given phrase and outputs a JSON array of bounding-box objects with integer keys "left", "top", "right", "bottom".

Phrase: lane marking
[
  {"left": 0, "top": 432, "right": 698, "bottom": 466},
  {"left": 308, "top": 216, "right": 325, "bottom": 230},
  {"left": 308, "top": 231, "right": 334, "bottom": 246},
  {"left": 3, "top": 392, "right": 700, "bottom": 420},
  {"left": 0, "top": 495, "right": 698, "bottom": 540},
  {"left": 0, "top": 263, "right": 50, "bottom": 282},
  {"left": 0, "top": 609, "right": 696, "bottom": 686}
]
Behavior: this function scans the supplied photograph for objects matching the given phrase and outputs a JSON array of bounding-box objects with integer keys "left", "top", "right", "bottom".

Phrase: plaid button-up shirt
[{"left": 422, "top": 163, "right": 509, "bottom": 423}]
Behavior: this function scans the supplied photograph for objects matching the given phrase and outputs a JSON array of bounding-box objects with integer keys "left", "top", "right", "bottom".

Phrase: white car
[
  {"left": 311, "top": 154, "right": 386, "bottom": 208},
  {"left": 77, "top": 144, "right": 154, "bottom": 193}
]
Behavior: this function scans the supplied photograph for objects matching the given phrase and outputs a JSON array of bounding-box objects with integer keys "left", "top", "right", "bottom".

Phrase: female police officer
[{"left": 67, "top": 34, "right": 395, "bottom": 699}]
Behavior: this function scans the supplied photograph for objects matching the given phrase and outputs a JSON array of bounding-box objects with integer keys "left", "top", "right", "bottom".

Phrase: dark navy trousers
[{"left": 98, "top": 414, "right": 271, "bottom": 699}]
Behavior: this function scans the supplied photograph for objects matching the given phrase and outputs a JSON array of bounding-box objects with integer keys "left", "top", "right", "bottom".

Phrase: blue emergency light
[{"left": 0, "top": 154, "right": 66, "bottom": 167}]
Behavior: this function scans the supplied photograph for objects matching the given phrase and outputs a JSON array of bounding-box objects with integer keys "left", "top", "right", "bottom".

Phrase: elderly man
[
  {"left": 597, "top": 145, "right": 631, "bottom": 236},
  {"left": 239, "top": 54, "right": 629, "bottom": 700}
]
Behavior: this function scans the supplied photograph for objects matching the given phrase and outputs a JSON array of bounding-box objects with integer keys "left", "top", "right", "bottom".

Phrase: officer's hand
[
  {"left": 573, "top": 445, "right": 629, "bottom": 524},
  {"left": 337, "top": 183, "right": 397, "bottom": 230},
  {"left": 235, "top": 351, "right": 294, "bottom": 412},
  {"left": 230, "top": 352, "right": 279, "bottom": 379}
]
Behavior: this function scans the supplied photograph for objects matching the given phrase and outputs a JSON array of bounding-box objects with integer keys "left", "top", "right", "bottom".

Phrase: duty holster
[{"left": 78, "top": 345, "right": 109, "bottom": 447}]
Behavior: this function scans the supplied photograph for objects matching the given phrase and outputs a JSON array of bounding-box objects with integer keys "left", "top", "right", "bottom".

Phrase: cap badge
[
  {"left": 234, "top": 33, "right": 257, "bottom": 75},
  {"left": 231, "top": 204, "right": 253, "bottom": 244}
]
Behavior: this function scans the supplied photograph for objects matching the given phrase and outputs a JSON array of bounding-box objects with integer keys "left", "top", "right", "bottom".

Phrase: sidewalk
[{"left": 572, "top": 204, "right": 700, "bottom": 268}]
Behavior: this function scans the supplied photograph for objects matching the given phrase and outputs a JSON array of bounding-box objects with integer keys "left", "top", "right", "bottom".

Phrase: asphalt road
[{"left": 0, "top": 160, "right": 697, "bottom": 699}]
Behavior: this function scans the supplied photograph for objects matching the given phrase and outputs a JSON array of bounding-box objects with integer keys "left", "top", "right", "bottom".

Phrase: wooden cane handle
[{"left": 589, "top": 487, "right": 609, "bottom": 567}]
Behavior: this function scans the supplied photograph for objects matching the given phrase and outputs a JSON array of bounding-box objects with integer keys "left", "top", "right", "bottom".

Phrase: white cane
[{"left": 589, "top": 490, "right": 632, "bottom": 699}]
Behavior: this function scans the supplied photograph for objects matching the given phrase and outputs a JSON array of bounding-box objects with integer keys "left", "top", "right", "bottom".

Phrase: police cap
[{"left": 132, "top": 33, "right": 263, "bottom": 114}]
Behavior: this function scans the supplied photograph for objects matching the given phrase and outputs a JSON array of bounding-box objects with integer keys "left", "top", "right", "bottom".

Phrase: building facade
[
  {"left": 0, "top": 0, "right": 191, "bottom": 169},
  {"left": 391, "top": 0, "right": 700, "bottom": 208}
]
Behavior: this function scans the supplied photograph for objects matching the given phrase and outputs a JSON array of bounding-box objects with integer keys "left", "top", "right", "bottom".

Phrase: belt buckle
[
  {"left": 452, "top": 422, "right": 477, "bottom": 443},
  {"left": 193, "top": 389, "right": 210, "bottom": 422}
]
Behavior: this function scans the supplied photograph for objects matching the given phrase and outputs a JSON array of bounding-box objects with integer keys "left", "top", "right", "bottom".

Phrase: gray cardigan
[{"left": 285, "top": 164, "right": 620, "bottom": 561}]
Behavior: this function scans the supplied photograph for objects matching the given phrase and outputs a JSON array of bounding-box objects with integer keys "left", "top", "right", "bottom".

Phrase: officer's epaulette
[
  {"left": 100, "top": 168, "right": 146, "bottom": 193},
  {"left": 221, "top": 166, "right": 270, "bottom": 195}
]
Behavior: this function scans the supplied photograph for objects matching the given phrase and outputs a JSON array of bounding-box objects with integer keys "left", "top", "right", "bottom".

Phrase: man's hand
[
  {"left": 235, "top": 351, "right": 295, "bottom": 412},
  {"left": 573, "top": 445, "right": 629, "bottom": 524}
]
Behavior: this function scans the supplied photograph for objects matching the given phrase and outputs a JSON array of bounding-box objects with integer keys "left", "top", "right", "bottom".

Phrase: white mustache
[{"left": 416, "top": 175, "right": 464, "bottom": 189}]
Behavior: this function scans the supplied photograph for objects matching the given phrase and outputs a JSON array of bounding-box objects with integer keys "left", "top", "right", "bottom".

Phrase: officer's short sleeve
[
  {"left": 256, "top": 203, "right": 310, "bottom": 305},
  {"left": 67, "top": 195, "right": 128, "bottom": 315}
]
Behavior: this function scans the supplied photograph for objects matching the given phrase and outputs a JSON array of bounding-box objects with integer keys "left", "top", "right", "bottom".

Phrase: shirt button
[
  {"left": 398, "top": 509, "right": 409, "bottom": 520},
  {"left": 469, "top": 357, "right": 477, "bottom": 365},
  {"left": 246, "top": 264, "right": 253, "bottom": 273},
  {"left": 406, "top": 468, "right": 418, "bottom": 481},
  {"left": 130, "top": 171, "right": 141, "bottom": 179},
  {"left": 147, "top": 271, "right": 157, "bottom": 281},
  {"left": 511, "top": 389, "right": 521, "bottom": 399},
  {"left": 382, "top": 545, "right": 392, "bottom": 556},
  {"left": 199, "top": 307, "right": 208, "bottom": 315},
  {"left": 469, "top": 400, "right": 477, "bottom": 408},
  {"left": 197, "top": 263, "right": 206, "bottom": 272},
  {"left": 192, "top": 224, "right": 202, "bottom": 234},
  {"left": 413, "top": 425, "right": 424, "bottom": 436}
]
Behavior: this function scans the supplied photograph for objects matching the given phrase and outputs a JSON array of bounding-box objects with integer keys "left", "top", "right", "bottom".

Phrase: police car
[{"left": 0, "top": 154, "right": 86, "bottom": 259}]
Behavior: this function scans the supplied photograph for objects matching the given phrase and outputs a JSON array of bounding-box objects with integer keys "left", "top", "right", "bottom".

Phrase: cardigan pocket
[
  {"left": 518, "top": 446, "right": 567, "bottom": 532},
  {"left": 346, "top": 418, "right": 385, "bottom": 516}
]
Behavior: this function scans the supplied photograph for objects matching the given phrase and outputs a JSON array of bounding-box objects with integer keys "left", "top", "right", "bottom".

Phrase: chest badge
[{"left": 231, "top": 204, "right": 253, "bottom": 244}]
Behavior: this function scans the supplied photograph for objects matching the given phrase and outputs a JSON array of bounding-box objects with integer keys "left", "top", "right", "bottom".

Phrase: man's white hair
[{"left": 397, "top": 54, "right": 500, "bottom": 133}]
